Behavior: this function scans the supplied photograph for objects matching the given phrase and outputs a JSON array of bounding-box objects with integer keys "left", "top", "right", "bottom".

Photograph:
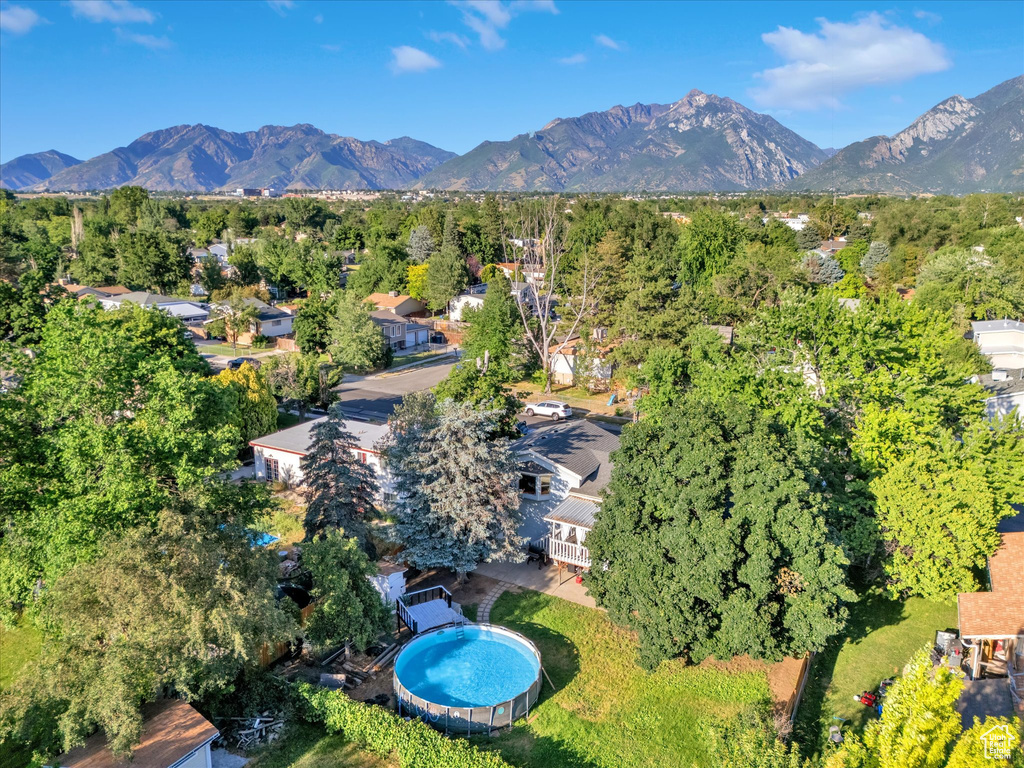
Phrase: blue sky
[{"left": 1, "top": 0, "right": 1021, "bottom": 163}]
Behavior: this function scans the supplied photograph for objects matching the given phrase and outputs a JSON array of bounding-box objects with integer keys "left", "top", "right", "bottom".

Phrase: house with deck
[
  {"left": 249, "top": 417, "right": 391, "bottom": 496},
  {"left": 957, "top": 513, "right": 1024, "bottom": 717},
  {"left": 512, "top": 419, "right": 619, "bottom": 574}
]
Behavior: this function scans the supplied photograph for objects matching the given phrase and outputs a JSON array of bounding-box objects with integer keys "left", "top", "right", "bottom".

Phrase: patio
[{"left": 473, "top": 558, "right": 597, "bottom": 610}]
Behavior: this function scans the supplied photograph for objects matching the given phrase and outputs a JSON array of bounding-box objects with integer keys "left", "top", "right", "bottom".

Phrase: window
[
  {"left": 357, "top": 452, "right": 368, "bottom": 464},
  {"left": 271, "top": 320, "right": 281, "bottom": 327},
  {"left": 519, "top": 472, "right": 551, "bottom": 498},
  {"left": 265, "top": 457, "right": 280, "bottom": 482}
]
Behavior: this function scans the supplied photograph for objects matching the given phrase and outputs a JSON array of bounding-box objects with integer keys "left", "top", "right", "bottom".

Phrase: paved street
[{"left": 332, "top": 360, "right": 458, "bottom": 421}]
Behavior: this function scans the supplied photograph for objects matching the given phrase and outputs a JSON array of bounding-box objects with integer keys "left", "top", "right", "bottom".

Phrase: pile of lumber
[
  {"left": 324, "top": 641, "right": 402, "bottom": 691},
  {"left": 223, "top": 711, "right": 285, "bottom": 748}
]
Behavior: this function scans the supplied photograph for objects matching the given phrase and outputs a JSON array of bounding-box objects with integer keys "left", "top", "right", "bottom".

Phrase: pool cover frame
[{"left": 394, "top": 623, "right": 543, "bottom": 734}]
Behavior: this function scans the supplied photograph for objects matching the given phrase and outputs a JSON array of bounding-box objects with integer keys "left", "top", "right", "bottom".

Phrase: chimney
[{"left": 389, "top": 291, "right": 399, "bottom": 298}]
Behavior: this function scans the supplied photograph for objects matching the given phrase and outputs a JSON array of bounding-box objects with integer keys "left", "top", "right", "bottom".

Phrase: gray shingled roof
[
  {"left": 249, "top": 417, "right": 387, "bottom": 455},
  {"left": 978, "top": 369, "right": 1024, "bottom": 396},
  {"left": 544, "top": 496, "right": 598, "bottom": 528},
  {"left": 370, "top": 310, "right": 406, "bottom": 327},
  {"left": 515, "top": 419, "right": 618, "bottom": 493}
]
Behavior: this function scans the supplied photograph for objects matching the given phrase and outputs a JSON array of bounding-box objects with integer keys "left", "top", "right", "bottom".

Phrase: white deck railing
[{"left": 536, "top": 534, "right": 591, "bottom": 568}]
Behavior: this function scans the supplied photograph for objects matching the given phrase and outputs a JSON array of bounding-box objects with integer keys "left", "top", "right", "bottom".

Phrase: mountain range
[
  {"left": 788, "top": 75, "right": 1024, "bottom": 194},
  {"left": 3, "top": 75, "right": 1022, "bottom": 195}
]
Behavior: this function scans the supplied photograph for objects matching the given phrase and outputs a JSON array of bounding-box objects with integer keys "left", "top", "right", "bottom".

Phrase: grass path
[
  {"left": 479, "top": 591, "right": 770, "bottom": 768},
  {"left": 0, "top": 619, "right": 41, "bottom": 689}
]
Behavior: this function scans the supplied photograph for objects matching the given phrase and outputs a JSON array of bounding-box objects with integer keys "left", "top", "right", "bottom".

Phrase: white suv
[{"left": 525, "top": 401, "right": 572, "bottom": 421}]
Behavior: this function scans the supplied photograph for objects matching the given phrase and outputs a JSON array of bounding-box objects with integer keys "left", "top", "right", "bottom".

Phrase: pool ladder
[{"left": 454, "top": 616, "right": 467, "bottom": 640}]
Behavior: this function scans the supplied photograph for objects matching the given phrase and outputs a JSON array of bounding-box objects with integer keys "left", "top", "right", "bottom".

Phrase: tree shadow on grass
[{"left": 792, "top": 589, "right": 908, "bottom": 758}]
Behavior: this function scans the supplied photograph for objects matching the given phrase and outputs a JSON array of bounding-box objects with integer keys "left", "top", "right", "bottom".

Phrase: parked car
[
  {"left": 182, "top": 330, "right": 195, "bottom": 340},
  {"left": 227, "top": 357, "right": 261, "bottom": 370},
  {"left": 524, "top": 400, "right": 572, "bottom": 421}
]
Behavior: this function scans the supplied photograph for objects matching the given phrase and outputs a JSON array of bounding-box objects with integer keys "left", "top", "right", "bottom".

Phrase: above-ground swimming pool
[{"left": 394, "top": 624, "right": 542, "bottom": 733}]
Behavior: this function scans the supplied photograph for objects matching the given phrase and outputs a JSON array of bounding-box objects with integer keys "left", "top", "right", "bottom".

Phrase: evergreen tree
[
  {"left": 303, "top": 531, "right": 392, "bottom": 652},
  {"left": 796, "top": 225, "right": 823, "bottom": 252},
  {"left": 407, "top": 225, "right": 435, "bottom": 263},
  {"left": 479, "top": 193, "right": 504, "bottom": 264},
  {"left": 586, "top": 396, "right": 852, "bottom": 669},
  {"left": 678, "top": 209, "right": 744, "bottom": 286},
  {"left": 328, "top": 292, "right": 389, "bottom": 373},
  {"left": 860, "top": 241, "right": 891, "bottom": 278},
  {"left": 461, "top": 270, "right": 521, "bottom": 379},
  {"left": 802, "top": 250, "right": 845, "bottom": 284},
  {"left": 425, "top": 213, "right": 469, "bottom": 311},
  {"left": 300, "top": 405, "right": 379, "bottom": 543},
  {"left": 381, "top": 395, "right": 523, "bottom": 583}
]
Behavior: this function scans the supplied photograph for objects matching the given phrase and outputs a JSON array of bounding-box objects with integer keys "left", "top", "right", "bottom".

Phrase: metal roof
[
  {"left": 249, "top": 417, "right": 387, "bottom": 455},
  {"left": 543, "top": 496, "right": 598, "bottom": 529}
]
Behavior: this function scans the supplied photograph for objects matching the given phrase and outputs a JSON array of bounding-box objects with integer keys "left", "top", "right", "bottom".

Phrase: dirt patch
[{"left": 403, "top": 567, "right": 503, "bottom": 611}]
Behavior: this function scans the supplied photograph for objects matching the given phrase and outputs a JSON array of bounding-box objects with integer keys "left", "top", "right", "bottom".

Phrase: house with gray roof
[
  {"left": 248, "top": 417, "right": 391, "bottom": 493},
  {"left": 369, "top": 310, "right": 431, "bottom": 350},
  {"left": 971, "top": 319, "right": 1024, "bottom": 369},
  {"left": 513, "top": 419, "right": 619, "bottom": 571},
  {"left": 974, "top": 368, "right": 1024, "bottom": 422},
  {"left": 97, "top": 291, "right": 210, "bottom": 325}
]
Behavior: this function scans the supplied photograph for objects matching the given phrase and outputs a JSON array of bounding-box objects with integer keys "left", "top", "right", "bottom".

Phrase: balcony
[{"left": 535, "top": 534, "right": 591, "bottom": 569}]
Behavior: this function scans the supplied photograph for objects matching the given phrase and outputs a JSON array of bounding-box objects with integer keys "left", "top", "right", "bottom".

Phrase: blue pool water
[{"left": 394, "top": 625, "right": 541, "bottom": 708}]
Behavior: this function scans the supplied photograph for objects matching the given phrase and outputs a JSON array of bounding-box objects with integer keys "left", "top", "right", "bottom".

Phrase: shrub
[
  {"left": 251, "top": 334, "right": 271, "bottom": 349},
  {"left": 295, "top": 683, "right": 513, "bottom": 768}
]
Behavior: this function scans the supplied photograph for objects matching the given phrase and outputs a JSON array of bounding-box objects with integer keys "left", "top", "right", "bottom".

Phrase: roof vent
[
  {"left": 992, "top": 369, "right": 1009, "bottom": 381},
  {"left": 389, "top": 291, "right": 399, "bottom": 297}
]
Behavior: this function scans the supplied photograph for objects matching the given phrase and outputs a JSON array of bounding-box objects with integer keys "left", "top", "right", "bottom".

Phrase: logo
[{"left": 980, "top": 723, "right": 1018, "bottom": 760}]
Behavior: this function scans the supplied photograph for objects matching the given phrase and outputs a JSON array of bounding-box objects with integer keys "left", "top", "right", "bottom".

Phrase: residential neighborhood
[{"left": 1, "top": 2, "right": 1023, "bottom": 767}]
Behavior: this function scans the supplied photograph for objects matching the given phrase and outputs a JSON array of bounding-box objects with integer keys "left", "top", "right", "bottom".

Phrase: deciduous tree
[
  {"left": 215, "top": 362, "right": 279, "bottom": 446},
  {"left": 328, "top": 291, "right": 389, "bottom": 373}
]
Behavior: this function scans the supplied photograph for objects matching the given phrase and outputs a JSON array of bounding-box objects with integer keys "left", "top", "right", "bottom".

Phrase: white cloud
[
  {"left": 390, "top": 45, "right": 441, "bottom": 74},
  {"left": 266, "top": 0, "right": 294, "bottom": 16},
  {"left": 914, "top": 9, "right": 942, "bottom": 24},
  {"left": 750, "top": 13, "right": 950, "bottom": 110},
  {"left": 115, "top": 26, "right": 171, "bottom": 49},
  {"left": 70, "top": 0, "right": 154, "bottom": 24},
  {"left": 557, "top": 52, "right": 586, "bottom": 65},
  {"left": 594, "top": 33, "right": 620, "bottom": 50},
  {"left": 449, "top": 0, "right": 557, "bottom": 51},
  {"left": 0, "top": 4, "right": 46, "bottom": 34},
  {"left": 428, "top": 30, "right": 470, "bottom": 49}
]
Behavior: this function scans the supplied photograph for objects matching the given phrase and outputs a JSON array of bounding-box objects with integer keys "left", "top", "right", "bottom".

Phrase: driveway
[{"left": 332, "top": 360, "right": 457, "bottom": 421}]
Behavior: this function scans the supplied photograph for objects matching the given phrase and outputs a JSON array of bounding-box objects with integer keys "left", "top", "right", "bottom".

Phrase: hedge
[{"left": 294, "top": 683, "right": 514, "bottom": 768}]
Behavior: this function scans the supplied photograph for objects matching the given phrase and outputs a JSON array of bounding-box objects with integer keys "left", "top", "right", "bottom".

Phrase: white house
[
  {"left": 974, "top": 369, "right": 1024, "bottom": 422},
  {"left": 511, "top": 419, "right": 619, "bottom": 572},
  {"left": 207, "top": 298, "right": 294, "bottom": 339},
  {"left": 549, "top": 332, "right": 616, "bottom": 389},
  {"left": 97, "top": 291, "right": 210, "bottom": 325},
  {"left": 495, "top": 262, "right": 545, "bottom": 285},
  {"left": 52, "top": 700, "right": 218, "bottom": 768},
  {"left": 972, "top": 319, "right": 1024, "bottom": 369},
  {"left": 449, "top": 281, "right": 532, "bottom": 321},
  {"left": 249, "top": 417, "right": 392, "bottom": 496}
]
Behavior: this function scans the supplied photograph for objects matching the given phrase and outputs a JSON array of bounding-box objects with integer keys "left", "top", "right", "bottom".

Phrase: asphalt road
[{"left": 332, "top": 360, "right": 457, "bottom": 421}]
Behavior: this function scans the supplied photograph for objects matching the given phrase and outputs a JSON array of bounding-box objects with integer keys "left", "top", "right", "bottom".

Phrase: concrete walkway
[{"left": 474, "top": 559, "right": 598, "bottom": 610}]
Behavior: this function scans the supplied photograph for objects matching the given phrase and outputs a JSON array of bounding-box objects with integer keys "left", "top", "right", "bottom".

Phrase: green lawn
[
  {"left": 276, "top": 411, "right": 307, "bottom": 430},
  {"left": 387, "top": 350, "right": 448, "bottom": 369},
  {"left": 476, "top": 591, "right": 770, "bottom": 768},
  {"left": 196, "top": 342, "right": 254, "bottom": 356},
  {"left": 793, "top": 589, "right": 958, "bottom": 757},
  {"left": 0, "top": 619, "right": 42, "bottom": 689},
  {"left": 248, "top": 722, "right": 395, "bottom": 768}
]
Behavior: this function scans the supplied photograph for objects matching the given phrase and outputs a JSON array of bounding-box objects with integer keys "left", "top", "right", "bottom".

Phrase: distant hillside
[
  {"left": 415, "top": 89, "right": 827, "bottom": 192},
  {"left": 788, "top": 75, "right": 1024, "bottom": 194},
  {"left": 1, "top": 150, "right": 82, "bottom": 190},
  {"left": 2, "top": 125, "right": 456, "bottom": 192}
]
